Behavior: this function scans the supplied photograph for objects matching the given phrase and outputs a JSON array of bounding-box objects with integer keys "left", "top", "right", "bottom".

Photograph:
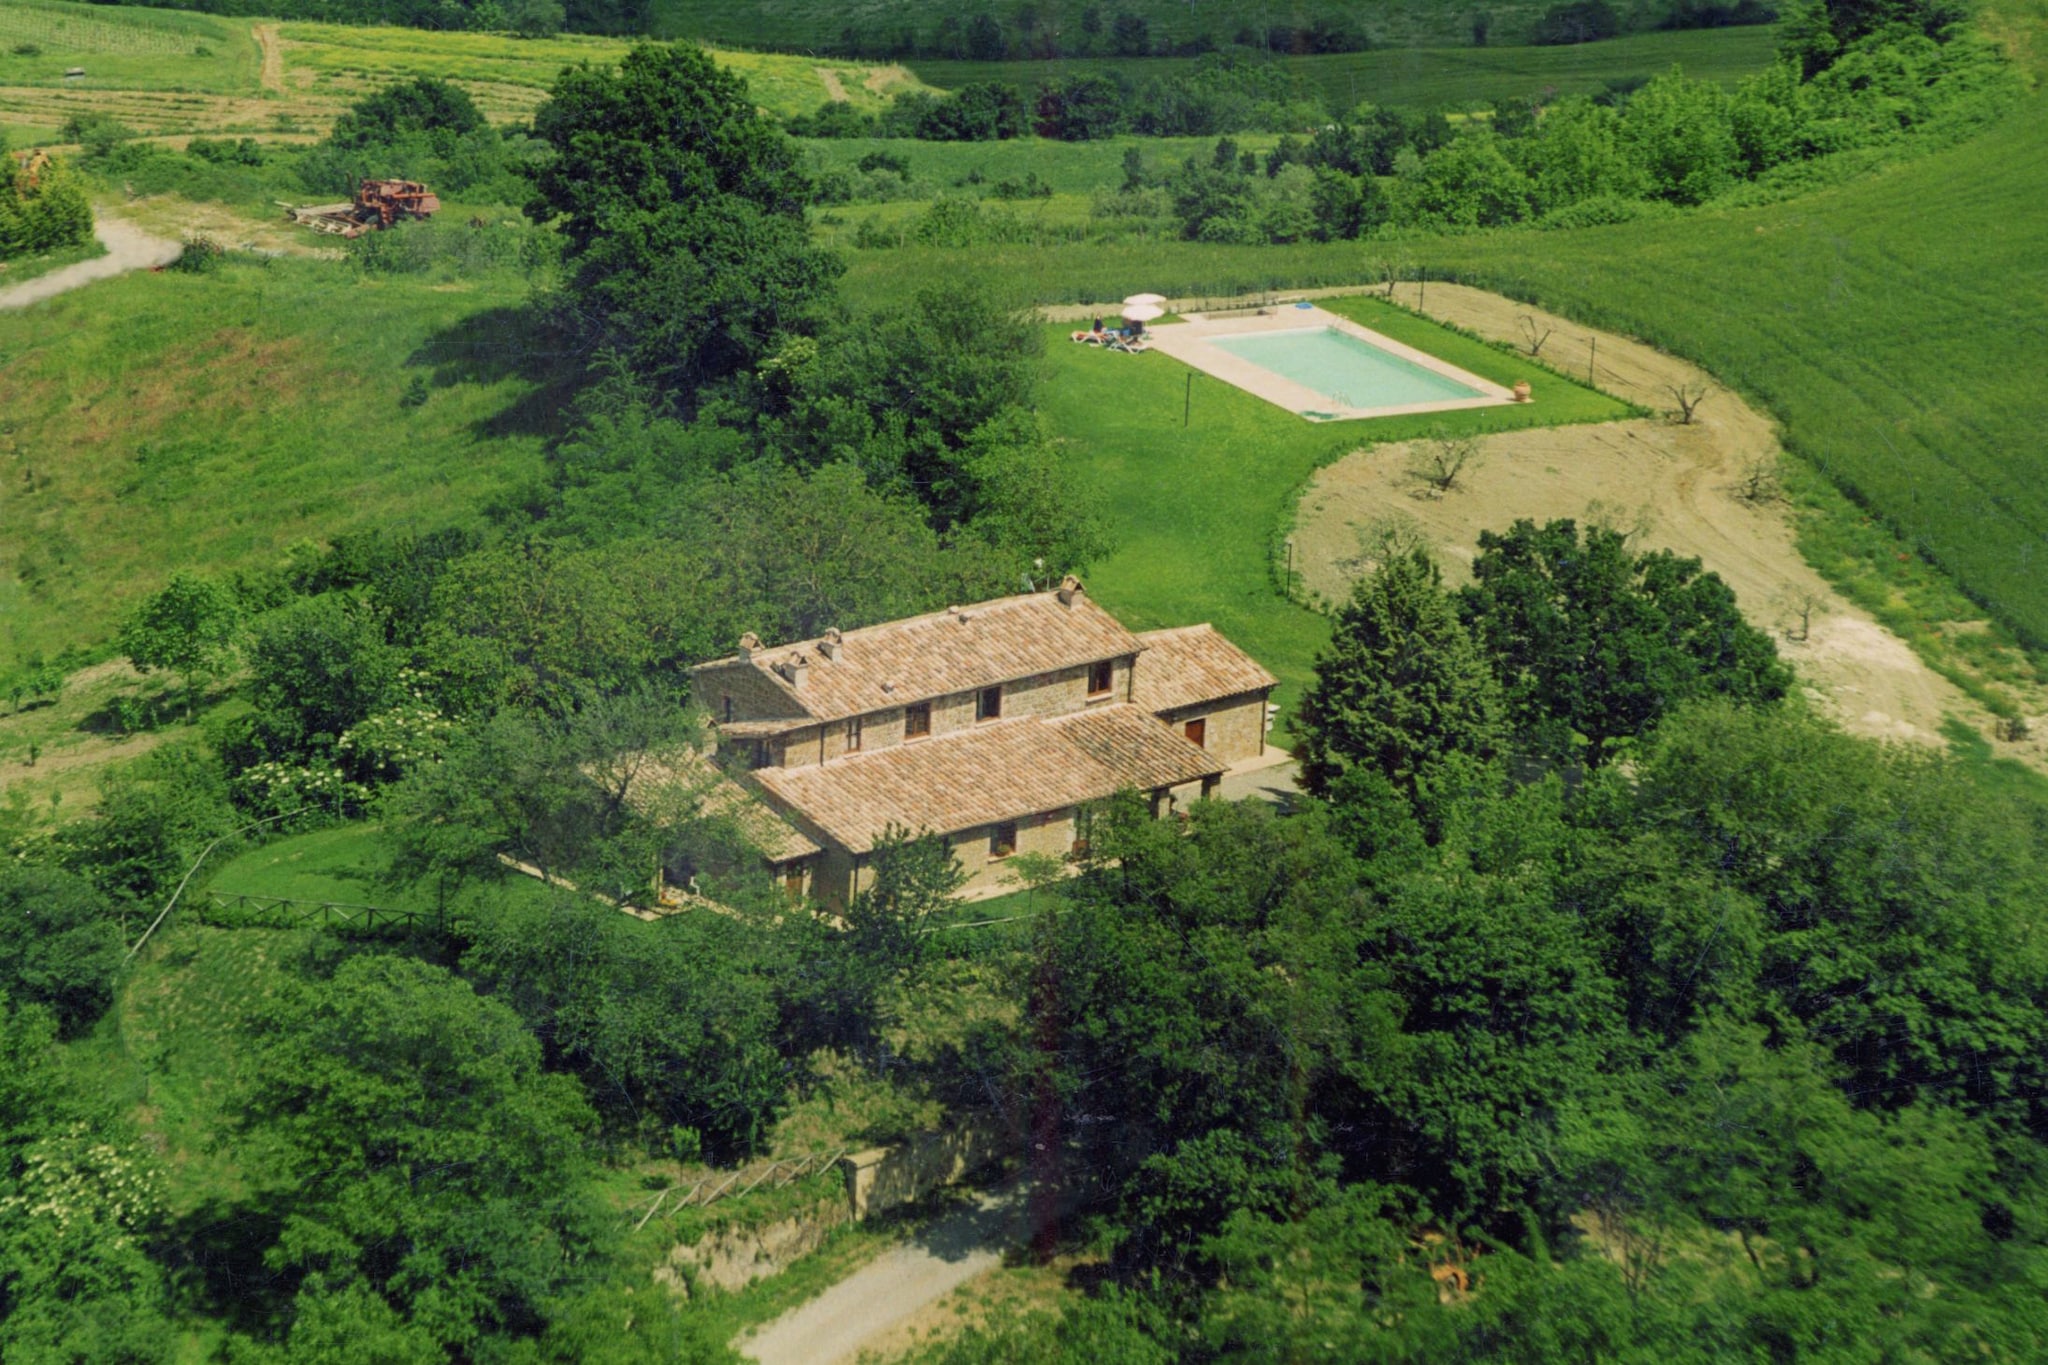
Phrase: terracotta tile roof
[
  {"left": 618, "top": 747, "right": 821, "bottom": 863},
  {"left": 690, "top": 586, "right": 1145, "bottom": 726},
  {"left": 1130, "top": 624, "right": 1279, "bottom": 713},
  {"left": 1047, "top": 706, "right": 1229, "bottom": 791},
  {"left": 749, "top": 705, "right": 1221, "bottom": 853}
]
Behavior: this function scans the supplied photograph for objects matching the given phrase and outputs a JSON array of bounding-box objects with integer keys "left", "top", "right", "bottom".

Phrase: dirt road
[
  {"left": 736, "top": 1185, "right": 1031, "bottom": 1365},
  {"left": 0, "top": 216, "right": 181, "bottom": 310}
]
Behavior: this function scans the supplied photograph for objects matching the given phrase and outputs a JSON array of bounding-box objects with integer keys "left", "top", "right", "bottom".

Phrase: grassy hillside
[
  {"left": 0, "top": 255, "right": 557, "bottom": 661},
  {"left": 0, "top": 0, "right": 256, "bottom": 95},
  {"left": 913, "top": 26, "right": 1782, "bottom": 111},
  {"left": 653, "top": 0, "right": 1662, "bottom": 55},
  {"left": 0, "top": 1, "right": 932, "bottom": 145}
]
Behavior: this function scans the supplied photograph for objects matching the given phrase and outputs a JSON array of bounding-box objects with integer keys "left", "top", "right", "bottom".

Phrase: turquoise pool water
[{"left": 1209, "top": 326, "right": 1485, "bottom": 409}]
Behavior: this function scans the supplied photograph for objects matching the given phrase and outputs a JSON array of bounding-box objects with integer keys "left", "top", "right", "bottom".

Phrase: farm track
[
  {"left": 1288, "top": 282, "right": 2046, "bottom": 766},
  {"left": 253, "top": 23, "right": 284, "bottom": 93}
]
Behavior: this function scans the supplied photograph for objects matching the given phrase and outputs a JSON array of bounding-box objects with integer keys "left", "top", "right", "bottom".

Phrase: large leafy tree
[
  {"left": 1458, "top": 518, "right": 1789, "bottom": 765},
  {"left": 233, "top": 956, "right": 606, "bottom": 1358},
  {"left": 0, "top": 866, "right": 126, "bottom": 1038},
  {"left": 117, "top": 571, "right": 242, "bottom": 718},
  {"left": 1296, "top": 547, "right": 1507, "bottom": 804},
  {"left": 525, "top": 43, "right": 841, "bottom": 397}
]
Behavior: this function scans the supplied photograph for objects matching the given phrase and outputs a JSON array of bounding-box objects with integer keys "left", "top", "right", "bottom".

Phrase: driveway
[
  {"left": 0, "top": 215, "right": 181, "bottom": 310},
  {"left": 1218, "top": 746, "right": 1302, "bottom": 806},
  {"left": 736, "top": 1183, "right": 1034, "bottom": 1365}
]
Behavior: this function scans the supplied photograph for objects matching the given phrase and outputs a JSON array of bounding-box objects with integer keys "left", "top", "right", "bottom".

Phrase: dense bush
[
  {"left": 299, "top": 76, "right": 524, "bottom": 199},
  {"left": 1141, "top": 25, "right": 2016, "bottom": 244},
  {"left": 0, "top": 866, "right": 126, "bottom": 1037},
  {"left": 0, "top": 154, "right": 92, "bottom": 259}
]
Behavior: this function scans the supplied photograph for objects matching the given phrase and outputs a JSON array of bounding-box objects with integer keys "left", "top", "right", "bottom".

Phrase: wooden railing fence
[
  {"left": 201, "top": 891, "right": 432, "bottom": 935},
  {"left": 627, "top": 1147, "right": 850, "bottom": 1232}
]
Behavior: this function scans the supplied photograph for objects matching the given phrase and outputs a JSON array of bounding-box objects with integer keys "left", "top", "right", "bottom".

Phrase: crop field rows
[
  {"left": 0, "top": 85, "right": 347, "bottom": 139},
  {"left": 275, "top": 22, "right": 931, "bottom": 119}
]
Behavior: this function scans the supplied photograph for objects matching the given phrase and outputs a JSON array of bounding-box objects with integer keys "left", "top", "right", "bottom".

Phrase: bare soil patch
[
  {"left": 112, "top": 194, "right": 341, "bottom": 258},
  {"left": 1293, "top": 282, "right": 2013, "bottom": 755},
  {"left": 862, "top": 64, "right": 916, "bottom": 96},
  {"left": 817, "top": 67, "right": 849, "bottom": 102}
]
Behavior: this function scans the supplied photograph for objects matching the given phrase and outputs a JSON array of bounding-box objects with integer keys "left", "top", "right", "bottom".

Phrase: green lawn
[
  {"left": 0, "top": 253, "right": 558, "bottom": 660},
  {"left": 207, "top": 821, "right": 563, "bottom": 915},
  {"left": 913, "top": 27, "right": 1782, "bottom": 112},
  {"left": 1042, "top": 297, "right": 1633, "bottom": 729}
]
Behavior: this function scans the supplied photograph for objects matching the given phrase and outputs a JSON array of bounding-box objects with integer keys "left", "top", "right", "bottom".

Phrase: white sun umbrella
[
  {"left": 1123, "top": 292, "right": 1168, "bottom": 307},
  {"left": 1121, "top": 302, "right": 1166, "bottom": 323}
]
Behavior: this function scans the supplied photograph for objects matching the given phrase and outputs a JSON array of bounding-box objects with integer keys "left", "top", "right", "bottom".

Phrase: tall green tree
[
  {"left": 1296, "top": 548, "right": 1507, "bottom": 804},
  {"left": 525, "top": 43, "right": 841, "bottom": 397},
  {"left": 233, "top": 956, "right": 606, "bottom": 1357},
  {"left": 0, "top": 866, "right": 125, "bottom": 1038},
  {"left": 1457, "top": 519, "right": 1789, "bottom": 765},
  {"left": 117, "top": 572, "right": 242, "bottom": 718}
]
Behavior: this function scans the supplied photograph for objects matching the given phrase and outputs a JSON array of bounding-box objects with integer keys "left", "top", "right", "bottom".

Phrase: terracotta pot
[{"left": 1513, "top": 380, "right": 1533, "bottom": 402}]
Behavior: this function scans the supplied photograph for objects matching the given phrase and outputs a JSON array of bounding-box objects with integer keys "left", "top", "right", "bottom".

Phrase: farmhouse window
[
  {"left": 1088, "top": 660, "right": 1114, "bottom": 696},
  {"left": 990, "top": 821, "right": 1018, "bottom": 859},
  {"left": 977, "top": 686, "right": 1003, "bottom": 722},
  {"left": 1184, "top": 717, "right": 1207, "bottom": 748},
  {"left": 905, "top": 702, "right": 932, "bottom": 739},
  {"left": 846, "top": 716, "right": 862, "bottom": 752}
]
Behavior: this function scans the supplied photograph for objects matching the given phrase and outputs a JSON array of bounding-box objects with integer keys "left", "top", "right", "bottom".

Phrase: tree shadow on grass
[{"left": 407, "top": 303, "right": 591, "bottom": 442}]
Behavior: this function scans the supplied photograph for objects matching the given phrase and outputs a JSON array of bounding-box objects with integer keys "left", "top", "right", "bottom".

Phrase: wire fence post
[
  {"left": 1183, "top": 371, "right": 1192, "bottom": 427},
  {"left": 1588, "top": 335, "right": 1597, "bottom": 387}
]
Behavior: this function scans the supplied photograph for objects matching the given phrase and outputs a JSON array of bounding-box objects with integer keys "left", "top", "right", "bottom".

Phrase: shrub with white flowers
[{"left": 337, "top": 698, "right": 457, "bottom": 783}]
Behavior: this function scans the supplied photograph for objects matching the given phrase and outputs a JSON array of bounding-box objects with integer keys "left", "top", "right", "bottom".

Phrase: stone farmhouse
[{"left": 688, "top": 577, "right": 1277, "bottom": 905}]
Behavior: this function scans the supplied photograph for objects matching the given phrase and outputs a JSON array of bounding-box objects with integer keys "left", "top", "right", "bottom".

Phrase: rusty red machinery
[{"left": 283, "top": 178, "right": 441, "bottom": 238}]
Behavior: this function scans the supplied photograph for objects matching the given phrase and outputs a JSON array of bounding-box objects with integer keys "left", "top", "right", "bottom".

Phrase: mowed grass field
[
  {"left": 913, "top": 26, "right": 1782, "bottom": 111},
  {"left": 1040, "top": 298, "right": 1633, "bottom": 718},
  {"left": 0, "top": 0, "right": 933, "bottom": 144},
  {"left": 0, "top": 258, "right": 557, "bottom": 661}
]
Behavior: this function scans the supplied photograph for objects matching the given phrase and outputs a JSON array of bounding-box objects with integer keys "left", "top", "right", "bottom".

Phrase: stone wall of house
[
  {"left": 955, "top": 808, "right": 1076, "bottom": 896},
  {"left": 1160, "top": 691, "right": 1271, "bottom": 765},
  {"left": 707, "top": 665, "right": 810, "bottom": 724}
]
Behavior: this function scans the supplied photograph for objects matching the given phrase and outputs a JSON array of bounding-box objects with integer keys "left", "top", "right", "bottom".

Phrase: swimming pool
[
  {"left": 1140, "top": 307, "right": 1518, "bottom": 421},
  {"left": 1209, "top": 327, "right": 1488, "bottom": 410}
]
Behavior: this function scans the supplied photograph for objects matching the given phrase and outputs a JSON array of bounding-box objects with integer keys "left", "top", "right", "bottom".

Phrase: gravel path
[
  {"left": 736, "top": 1184, "right": 1032, "bottom": 1365},
  {"left": 0, "top": 216, "right": 181, "bottom": 310}
]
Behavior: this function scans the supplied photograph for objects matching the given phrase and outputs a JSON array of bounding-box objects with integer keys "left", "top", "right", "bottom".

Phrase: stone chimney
[
  {"left": 1057, "top": 574, "right": 1083, "bottom": 607},
  {"left": 819, "top": 627, "right": 843, "bottom": 661},
  {"left": 775, "top": 652, "right": 811, "bottom": 689},
  {"left": 737, "top": 631, "right": 761, "bottom": 662}
]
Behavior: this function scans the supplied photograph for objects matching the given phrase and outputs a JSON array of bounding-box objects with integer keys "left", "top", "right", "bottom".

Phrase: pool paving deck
[{"left": 1143, "top": 303, "right": 1517, "bottom": 422}]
